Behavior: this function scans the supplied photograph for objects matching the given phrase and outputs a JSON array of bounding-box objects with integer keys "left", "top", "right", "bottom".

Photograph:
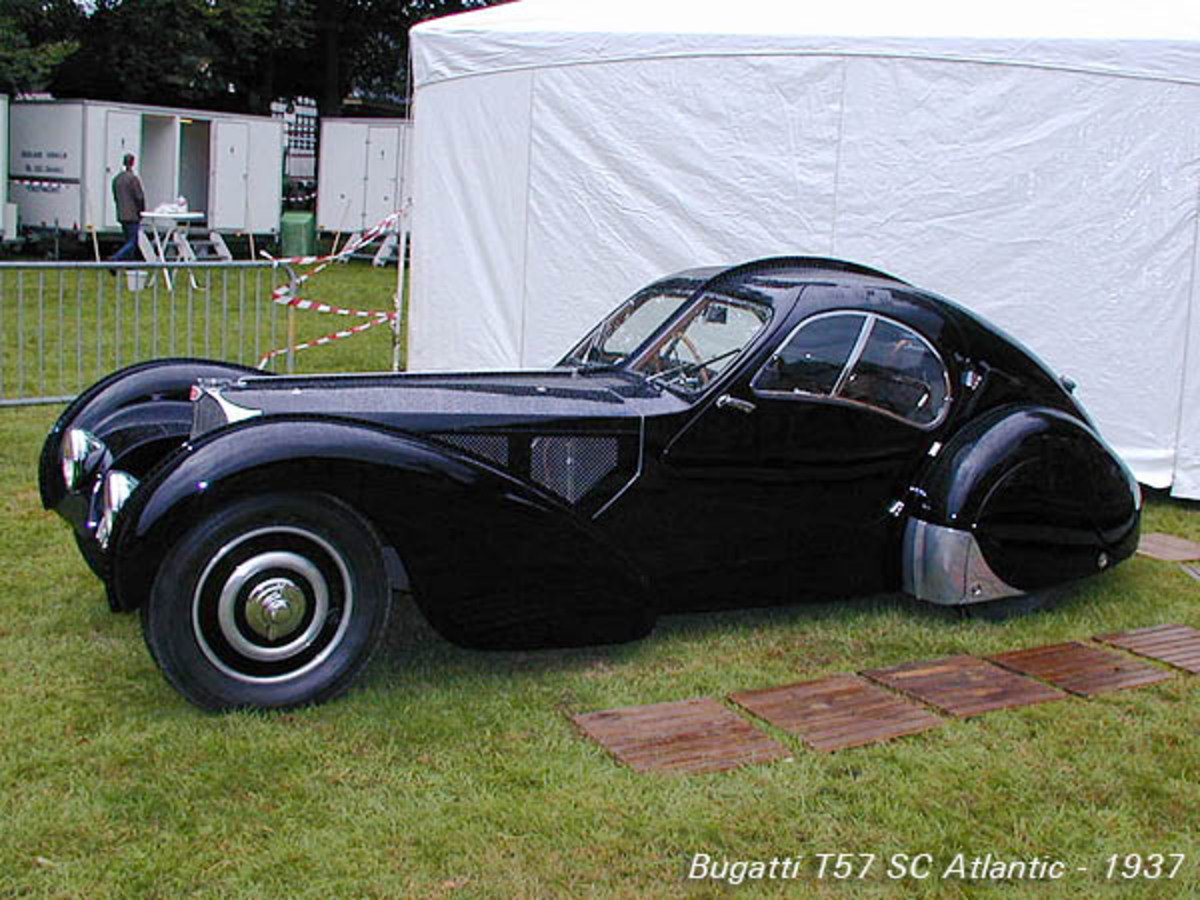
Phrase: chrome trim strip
[
  {"left": 210, "top": 388, "right": 263, "bottom": 424},
  {"left": 831, "top": 313, "right": 875, "bottom": 397},
  {"left": 902, "top": 518, "right": 1024, "bottom": 605},
  {"left": 593, "top": 415, "right": 644, "bottom": 520}
]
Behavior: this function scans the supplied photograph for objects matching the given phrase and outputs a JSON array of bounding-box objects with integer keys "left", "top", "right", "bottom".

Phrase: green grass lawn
[{"left": 2, "top": 408, "right": 1200, "bottom": 893}]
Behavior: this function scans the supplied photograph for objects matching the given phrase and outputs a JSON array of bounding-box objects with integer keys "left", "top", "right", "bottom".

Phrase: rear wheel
[{"left": 142, "top": 493, "right": 391, "bottom": 711}]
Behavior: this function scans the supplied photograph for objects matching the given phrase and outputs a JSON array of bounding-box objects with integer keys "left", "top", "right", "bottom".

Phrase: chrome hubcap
[
  {"left": 192, "top": 527, "right": 353, "bottom": 684},
  {"left": 216, "top": 550, "right": 329, "bottom": 662},
  {"left": 244, "top": 577, "right": 308, "bottom": 641}
]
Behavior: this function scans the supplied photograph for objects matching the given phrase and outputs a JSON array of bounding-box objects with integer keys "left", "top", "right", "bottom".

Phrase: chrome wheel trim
[
  {"left": 216, "top": 551, "right": 327, "bottom": 661},
  {"left": 244, "top": 576, "right": 309, "bottom": 641},
  {"left": 192, "top": 526, "right": 354, "bottom": 685}
]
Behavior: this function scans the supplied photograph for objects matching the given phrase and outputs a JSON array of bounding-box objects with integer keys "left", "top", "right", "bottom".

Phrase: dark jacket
[{"left": 112, "top": 170, "right": 145, "bottom": 224}]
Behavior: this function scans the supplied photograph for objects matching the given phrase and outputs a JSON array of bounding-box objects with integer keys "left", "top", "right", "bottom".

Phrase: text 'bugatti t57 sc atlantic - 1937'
[{"left": 40, "top": 257, "right": 1141, "bottom": 710}]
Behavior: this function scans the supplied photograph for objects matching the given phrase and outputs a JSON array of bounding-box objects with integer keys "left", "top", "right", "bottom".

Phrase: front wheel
[{"left": 142, "top": 493, "right": 392, "bottom": 711}]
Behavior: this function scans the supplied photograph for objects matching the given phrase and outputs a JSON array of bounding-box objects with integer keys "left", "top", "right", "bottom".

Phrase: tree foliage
[
  {"left": 0, "top": 0, "right": 84, "bottom": 96},
  {"left": 40, "top": 0, "right": 498, "bottom": 115}
]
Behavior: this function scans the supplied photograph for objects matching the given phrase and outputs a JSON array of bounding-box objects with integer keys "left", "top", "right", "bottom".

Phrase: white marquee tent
[{"left": 408, "top": 0, "right": 1200, "bottom": 498}]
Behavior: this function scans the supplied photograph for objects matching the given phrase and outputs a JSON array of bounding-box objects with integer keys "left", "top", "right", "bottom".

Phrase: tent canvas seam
[
  {"left": 518, "top": 69, "right": 539, "bottom": 366},
  {"left": 830, "top": 57, "right": 849, "bottom": 257},
  {"left": 414, "top": 48, "right": 1200, "bottom": 91},
  {"left": 1170, "top": 173, "right": 1200, "bottom": 494}
]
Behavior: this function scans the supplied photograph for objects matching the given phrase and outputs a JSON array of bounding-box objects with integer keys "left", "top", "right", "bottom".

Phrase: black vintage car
[{"left": 40, "top": 257, "right": 1141, "bottom": 710}]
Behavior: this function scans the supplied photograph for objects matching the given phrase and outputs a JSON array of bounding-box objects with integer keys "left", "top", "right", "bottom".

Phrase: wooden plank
[
  {"left": 1096, "top": 623, "right": 1200, "bottom": 675},
  {"left": 572, "top": 697, "right": 789, "bottom": 773},
  {"left": 1137, "top": 532, "right": 1200, "bottom": 562},
  {"left": 862, "top": 655, "right": 1064, "bottom": 717},
  {"left": 990, "top": 641, "right": 1174, "bottom": 696},
  {"left": 730, "top": 675, "right": 944, "bottom": 752}
]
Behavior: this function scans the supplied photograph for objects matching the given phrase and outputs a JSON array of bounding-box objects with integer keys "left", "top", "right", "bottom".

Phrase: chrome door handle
[{"left": 716, "top": 394, "right": 756, "bottom": 414}]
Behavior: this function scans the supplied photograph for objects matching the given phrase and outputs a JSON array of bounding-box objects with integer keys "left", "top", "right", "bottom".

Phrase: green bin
[{"left": 280, "top": 210, "right": 317, "bottom": 258}]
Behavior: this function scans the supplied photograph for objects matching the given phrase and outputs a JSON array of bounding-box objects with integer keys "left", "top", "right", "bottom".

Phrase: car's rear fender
[
  {"left": 39, "top": 358, "right": 263, "bottom": 511},
  {"left": 903, "top": 404, "right": 1141, "bottom": 603},
  {"left": 108, "top": 416, "right": 654, "bottom": 649}
]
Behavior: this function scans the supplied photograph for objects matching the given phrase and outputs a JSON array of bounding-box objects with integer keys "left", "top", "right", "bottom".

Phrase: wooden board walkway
[
  {"left": 730, "top": 675, "right": 943, "bottom": 752},
  {"left": 862, "top": 655, "right": 1064, "bottom": 717},
  {"left": 573, "top": 623, "right": 1197, "bottom": 771},
  {"left": 989, "top": 641, "right": 1173, "bottom": 696},
  {"left": 572, "top": 697, "right": 789, "bottom": 773},
  {"left": 1096, "top": 623, "right": 1200, "bottom": 674},
  {"left": 1137, "top": 532, "right": 1200, "bottom": 562}
]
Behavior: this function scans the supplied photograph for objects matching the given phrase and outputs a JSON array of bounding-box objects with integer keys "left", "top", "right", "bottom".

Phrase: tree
[
  {"left": 275, "top": 0, "right": 498, "bottom": 116},
  {"left": 52, "top": 0, "right": 314, "bottom": 114},
  {"left": 47, "top": 0, "right": 499, "bottom": 116},
  {"left": 51, "top": 0, "right": 222, "bottom": 108},
  {"left": 0, "top": 0, "right": 83, "bottom": 96}
]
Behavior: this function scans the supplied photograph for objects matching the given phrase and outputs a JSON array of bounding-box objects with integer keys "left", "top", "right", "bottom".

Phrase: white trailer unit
[
  {"left": 316, "top": 118, "right": 412, "bottom": 233},
  {"left": 7, "top": 99, "right": 283, "bottom": 235}
]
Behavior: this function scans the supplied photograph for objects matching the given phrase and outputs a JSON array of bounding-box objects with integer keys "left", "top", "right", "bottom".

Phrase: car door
[{"left": 660, "top": 303, "right": 952, "bottom": 600}]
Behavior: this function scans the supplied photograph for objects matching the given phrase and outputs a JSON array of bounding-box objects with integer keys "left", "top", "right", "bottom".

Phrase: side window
[
  {"left": 753, "top": 312, "right": 950, "bottom": 427},
  {"left": 840, "top": 319, "right": 949, "bottom": 426},
  {"left": 751, "top": 313, "right": 866, "bottom": 395}
]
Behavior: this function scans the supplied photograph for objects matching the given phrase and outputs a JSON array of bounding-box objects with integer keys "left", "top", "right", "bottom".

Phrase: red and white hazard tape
[
  {"left": 273, "top": 296, "right": 393, "bottom": 319},
  {"left": 255, "top": 209, "right": 405, "bottom": 369},
  {"left": 256, "top": 314, "right": 394, "bottom": 369}
]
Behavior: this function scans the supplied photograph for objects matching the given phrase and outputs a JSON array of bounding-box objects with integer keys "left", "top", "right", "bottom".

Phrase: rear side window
[
  {"left": 751, "top": 313, "right": 865, "bottom": 395},
  {"left": 752, "top": 312, "right": 950, "bottom": 427},
  {"left": 840, "top": 318, "right": 949, "bottom": 426}
]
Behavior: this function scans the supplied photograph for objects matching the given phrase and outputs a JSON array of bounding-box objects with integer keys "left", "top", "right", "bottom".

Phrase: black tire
[{"left": 141, "top": 493, "right": 392, "bottom": 711}]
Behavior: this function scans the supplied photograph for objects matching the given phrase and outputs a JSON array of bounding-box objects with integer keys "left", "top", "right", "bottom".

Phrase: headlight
[
  {"left": 95, "top": 470, "right": 139, "bottom": 550},
  {"left": 61, "top": 428, "right": 105, "bottom": 491}
]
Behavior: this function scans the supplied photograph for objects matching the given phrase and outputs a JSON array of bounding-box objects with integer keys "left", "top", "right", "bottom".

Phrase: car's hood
[{"left": 195, "top": 368, "right": 688, "bottom": 437}]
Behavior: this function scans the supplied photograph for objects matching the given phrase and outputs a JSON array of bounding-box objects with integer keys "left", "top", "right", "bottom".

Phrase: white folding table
[{"left": 140, "top": 210, "right": 206, "bottom": 290}]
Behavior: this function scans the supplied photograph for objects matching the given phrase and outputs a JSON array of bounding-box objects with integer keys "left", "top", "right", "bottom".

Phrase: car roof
[{"left": 673, "top": 256, "right": 910, "bottom": 297}]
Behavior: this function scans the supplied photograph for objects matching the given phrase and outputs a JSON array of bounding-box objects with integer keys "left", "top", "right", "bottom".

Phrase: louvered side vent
[
  {"left": 530, "top": 436, "right": 618, "bottom": 504},
  {"left": 433, "top": 433, "right": 510, "bottom": 467}
]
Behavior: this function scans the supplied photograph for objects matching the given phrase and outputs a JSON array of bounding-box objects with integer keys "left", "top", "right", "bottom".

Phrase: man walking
[{"left": 110, "top": 153, "right": 145, "bottom": 262}]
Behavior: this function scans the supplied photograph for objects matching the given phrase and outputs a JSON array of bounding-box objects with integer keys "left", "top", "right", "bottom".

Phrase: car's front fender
[
  {"left": 108, "top": 415, "right": 654, "bottom": 649},
  {"left": 39, "top": 357, "right": 264, "bottom": 512}
]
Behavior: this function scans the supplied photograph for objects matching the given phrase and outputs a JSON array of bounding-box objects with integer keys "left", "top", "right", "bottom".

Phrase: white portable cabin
[
  {"left": 408, "top": 0, "right": 1200, "bottom": 500},
  {"left": 316, "top": 117, "right": 412, "bottom": 234},
  {"left": 8, "top": 99, "right": 283, "bottom": 235}
]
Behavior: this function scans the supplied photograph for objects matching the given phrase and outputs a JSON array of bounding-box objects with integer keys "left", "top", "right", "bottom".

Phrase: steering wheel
[{"left": 673, "top": 334, "right": 711, "bottom": 385}]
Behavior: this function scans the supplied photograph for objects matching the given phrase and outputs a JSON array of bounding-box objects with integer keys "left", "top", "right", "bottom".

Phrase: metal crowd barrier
[{"left": 1, "top": 259, "right": 296, "bottom": 408}]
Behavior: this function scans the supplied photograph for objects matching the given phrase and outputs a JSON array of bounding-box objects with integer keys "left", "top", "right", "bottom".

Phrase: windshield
[
  {"left": 562, "top": 285, "right": 694, "bottom": 369},
  {"left": 633, "top": 292, "right": 772, "bottom": 393}
]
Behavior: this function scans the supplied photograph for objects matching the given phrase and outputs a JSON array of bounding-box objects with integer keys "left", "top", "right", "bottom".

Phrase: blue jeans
[{"left": 111, "top": 221, "right": 141, "bottom": 261}]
